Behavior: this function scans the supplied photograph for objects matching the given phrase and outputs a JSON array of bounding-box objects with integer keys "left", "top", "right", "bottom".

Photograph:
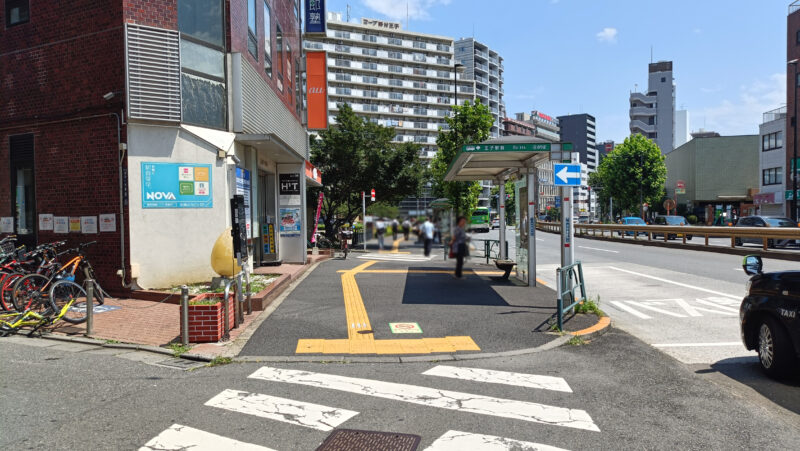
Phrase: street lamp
[{"left": 789, "top": 59, "right": 799, "bottom": 221}]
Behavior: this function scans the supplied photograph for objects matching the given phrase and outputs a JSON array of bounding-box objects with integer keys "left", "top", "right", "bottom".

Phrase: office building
[
  {"left": 1, "top": 0, "right": 315, "bottom": 290},
  {"left": 755, "top": 107, "right": 787, "bottom": 215},
  {"left": 304, "top": 13, "right": 475, "bottom": 215},
  {"left": 558, "top": 114, "right": 598, "bottom": 218},
  {"left": 630, "top": 61, "right": 676, "bottom": 154}
]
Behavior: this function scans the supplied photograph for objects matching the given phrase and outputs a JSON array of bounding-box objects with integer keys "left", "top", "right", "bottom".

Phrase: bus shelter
[{"left": 444, "top": 137, "right": 573, "bottom": 286}]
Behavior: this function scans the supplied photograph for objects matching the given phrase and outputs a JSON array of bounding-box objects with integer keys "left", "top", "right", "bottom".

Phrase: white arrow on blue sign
[{"left": 553, "top": 163, "right": 582, "bottom": 186}]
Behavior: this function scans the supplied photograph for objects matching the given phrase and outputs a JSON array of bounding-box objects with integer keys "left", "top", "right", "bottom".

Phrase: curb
[
  {"left": 569, "top": 316, "right": 612, "bottom": 341},
  {"left": 38, "top": 333, "right": 213, "bottom": 362}
]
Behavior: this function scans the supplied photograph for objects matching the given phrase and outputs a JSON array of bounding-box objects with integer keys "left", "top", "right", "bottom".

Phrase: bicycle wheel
[
  {"left": 2, "top": 273, "right": 24, "bottom": 311},
  {"left": 0, "top": 272, "right": 18, "bottom": 311},
  {"left": 49, "top": 280, "right": 95, "bottom": 324},
  {"left": 11, "top": 274, "right": 50, "bottom": 312}
]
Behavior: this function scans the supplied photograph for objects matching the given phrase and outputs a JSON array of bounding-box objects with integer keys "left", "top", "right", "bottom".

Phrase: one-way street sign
[{"left": 554, "top": 163, "right": 582, "bottom": 186}]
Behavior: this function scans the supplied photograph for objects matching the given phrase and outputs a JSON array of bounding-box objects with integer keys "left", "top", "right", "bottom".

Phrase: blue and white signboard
[
  {"left": 235, "top": 168, "right": 252, "bottom": 236},
  {"left": 141, "top": 162, "right": 213, "bottom": 209},
  {"left": 305, "top": 0, "right": 326, "bottom": 33},
  {"left": 553, "top": 163, "right": 582, "bottom": 186}
]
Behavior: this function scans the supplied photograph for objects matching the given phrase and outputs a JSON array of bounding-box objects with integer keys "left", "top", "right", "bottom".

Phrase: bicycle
[
  {"left": 0, "top": 241, "right": 63, "bottom": 311},
  {"left": 339, "top": 228, "right": 353, "bottom": 259},
  {"left": 0, "top": 280, "right": 88, "bottom": 337},
  {"left": 11, "top": 241, "right": 105, "bottom": 312}
]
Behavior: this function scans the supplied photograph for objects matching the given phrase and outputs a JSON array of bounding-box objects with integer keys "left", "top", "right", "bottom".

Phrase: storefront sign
[
  {"left": 235, "top": 168, "right": 252, "bottom": 236},
  {"left": 141, "top": 162, "right": 213, "bottom": 209},
  {"left": 38, "top": 214, "right": 54, "bottom": 231},
  {"left": 99, "top": 214, "right": 116, "bottom": 232},
  {"left": 54, "top": 217, "right": 68, "bottom": 234},
  {"left": 263, "top": 223, "right": 276, "bottom": 254},
  {"left": 279, "top": 208, "right": 301, "bottom": 237},
  {"left": 69, "top": 217, "right": 81, "bottom": 233},
  {"left": 81, "top": 216, "right": 98, "bottom": 234},
  {"left": 306, "top": 51, "right": 328, "bottom": 130},
  {"left": 312, "top": 192, "right": 324, "bottom": 243},
  {"left": 305, "top": 0, "right": 326, "bottom": 33},
  {"left": 0, "top": 217, "right": 12, "bottom": 233},
  {"left": 279, "top": 173, "right": 301, "bottom": 205}
]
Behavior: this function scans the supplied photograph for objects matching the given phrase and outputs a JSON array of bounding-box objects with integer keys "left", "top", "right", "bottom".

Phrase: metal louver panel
[{"left": 125, "top": 24, "right": 181, "bottom": 122}]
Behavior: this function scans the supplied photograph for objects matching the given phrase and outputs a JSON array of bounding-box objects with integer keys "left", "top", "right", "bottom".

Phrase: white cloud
[
  {"left": 360, "top": 0, "right": 451, "bottom": 21},
  {"left": 693, "top": 73, "right": 786, "bottom": 135},
  {"left": 596, "top": 27, "right": 618, "bottom": 43}
]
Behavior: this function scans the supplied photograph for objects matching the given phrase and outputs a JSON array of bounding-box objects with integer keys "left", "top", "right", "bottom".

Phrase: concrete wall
[{"left": 127, "top": 124, "right": 230, "bottom": 289}]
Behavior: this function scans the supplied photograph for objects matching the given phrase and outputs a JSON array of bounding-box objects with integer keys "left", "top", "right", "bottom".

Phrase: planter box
[{"left": 182, "top": 293, "right": 235, "bottom": 343}]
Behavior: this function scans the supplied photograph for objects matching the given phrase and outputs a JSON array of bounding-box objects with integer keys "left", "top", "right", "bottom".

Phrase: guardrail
[{"left": 536, "top": 222, "right": 800, "bottom": 251}]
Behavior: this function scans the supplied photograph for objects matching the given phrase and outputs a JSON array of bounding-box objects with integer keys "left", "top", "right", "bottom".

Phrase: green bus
[{"left": 469, "top": 207, "right": 490, "bottom": 233}]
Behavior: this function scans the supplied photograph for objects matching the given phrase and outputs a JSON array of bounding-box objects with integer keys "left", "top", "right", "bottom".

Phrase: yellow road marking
[
  {"left": 391, "top": 237, "right": 403, "bottom": 252},
  {"left": 296, "top": 259, "right": 481, "bottom": 355}
]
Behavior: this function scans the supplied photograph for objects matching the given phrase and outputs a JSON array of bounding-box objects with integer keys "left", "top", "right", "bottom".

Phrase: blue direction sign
[{"left": 554, "top": 163, "right": 582, "bottom": 186}]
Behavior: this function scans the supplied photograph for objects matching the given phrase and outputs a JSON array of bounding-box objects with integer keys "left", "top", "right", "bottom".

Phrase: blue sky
[{"left": 325, "top": 0, "right": 787, "bottom": 143}]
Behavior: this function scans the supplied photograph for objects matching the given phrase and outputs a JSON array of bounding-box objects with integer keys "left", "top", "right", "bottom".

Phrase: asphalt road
[{"left": 2, "top": 330, "right": 799, "bottom": 450}]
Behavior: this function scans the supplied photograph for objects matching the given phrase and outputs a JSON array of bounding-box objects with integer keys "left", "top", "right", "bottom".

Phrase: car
[
  {"left": 491, "top": 218, "right": 500, "bottom": 229},
  {"left": 740, "top": 255, "right": 800, "bottom": 378},
  {"left": 652, "top": 215, "right": 693, "bottom": 240},
  {"left": 617, "top": 216, "right": 647, "bottom": 236},
  {"left": 734, "top": 215, "right": 798, "bottom": 248}
]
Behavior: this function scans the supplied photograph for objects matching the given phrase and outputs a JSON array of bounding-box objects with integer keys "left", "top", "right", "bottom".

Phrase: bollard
[
  {"left": 246, "top": 272, "right": 252, "bottom": 315},
  {"left": 222, "top": 279, "right": 230, "bottom": 338},
  {"left": 85, "top": 279, "right": 94, "bottom": 336},
  {"left": 180, "top": 285, "right": 189, "bottom": 346}
]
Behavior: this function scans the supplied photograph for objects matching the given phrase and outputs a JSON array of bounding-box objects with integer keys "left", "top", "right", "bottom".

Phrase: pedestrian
[
  {"left": 421, "top": 216, "right": 435, "bottom": 256},
  {"left": 450, "top": 216, "right": 469, "bottom": 278},
  {"left": 375, "top": 218, "right": 386, "bottom": 250},
  {"left": 402, "top": 218, "right": 411, "bottom": 240},
  {"left": 433, "top": 217, "right": 441, "bottom": 244},
  {"left": 392, "top": 218, "right": 399, "bottom": 241}
]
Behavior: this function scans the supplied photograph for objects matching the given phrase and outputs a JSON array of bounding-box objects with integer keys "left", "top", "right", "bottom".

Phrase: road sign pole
[
  {"left": 362, "top": 191, "right": 367, "bottom": 251},
  {"left": 527, "top": 170, "right": 536, "bottom": 287},
  {"left": 498, "top": 180, "right": 506, "bottom": 260},
  {"left": 561, "top": 186, "right": 574, "bottom": 268}
]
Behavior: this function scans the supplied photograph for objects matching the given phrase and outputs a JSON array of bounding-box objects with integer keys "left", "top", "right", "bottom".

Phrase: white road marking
[
  {"left": 608, "top": 301, "right": 652, "bottom": 319},
  {"left": 693, "top": 299, "right": 739, "bottom": 315},
  {"left": 249, "top": 366, "right": 599, "bottom": 432},
  {"left": 358, "top": 253, "right": 432, "bottom": 262},
  {"left": 607, "top": 266, "right": 739, "bottom": 299},
  {"left": 205, "top": 389, "right": 358, "bottom": 431},
  {"left": 653, "top": 342, "right": 743, "bottom": 348},
  {"left": 140, "top": 424, "right": 274, "bottom": 451},
  {"left": 424, "top": 430, "right": 568, "bottom": 451},
  {"left": 634, "top": 302, "right": 687, "bottom": 318},
  {"left": 578, "top": 246, "right": 619, "bottom": 253},
  {"left": 673, "top": 298, "right": 703, "bottom": 317},
  {"left": 536, "top": 238, "right": 545, "bottom": 241},
  {"left": 422, "top": 365, "right": 572, "bottom": 393}
]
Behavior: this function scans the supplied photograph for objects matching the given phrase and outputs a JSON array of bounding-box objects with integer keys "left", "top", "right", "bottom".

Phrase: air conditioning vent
[{"left": 125, "top": 24, "right": 181, "bottom": 122}]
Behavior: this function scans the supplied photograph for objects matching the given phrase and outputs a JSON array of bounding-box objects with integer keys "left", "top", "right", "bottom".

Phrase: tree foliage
[
  {"left": 589, "top": 134, "right": 666, "bottom": 216},
  {"left": 429, "top": 100, "right": 494, "bottom": 216},
  {"left": 309, "top": 104, "right": 424, "bottom": 238},
  {"left": 490, "top": 179, "right": 517, "bottom": 224}
]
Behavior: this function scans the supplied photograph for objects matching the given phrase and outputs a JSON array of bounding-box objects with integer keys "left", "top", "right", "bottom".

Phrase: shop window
[
  {"left": 247, "top": 0, "right": 258, "bottom": 58},
  {"left": 276, "top": 24, "right": 283, "bottom": 91},
  {"left": 5, "top": 0, "right": 29, "bottom": 27},
  {"left": 264, "top": 1, "right": 272, "bottom": 77}
]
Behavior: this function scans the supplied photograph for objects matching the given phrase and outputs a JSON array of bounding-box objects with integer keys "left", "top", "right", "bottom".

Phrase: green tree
[
  {"left": 589, "top": 134, "right": 666, "bottom": 217},
  {"left": 309, "top": 104, "right": 424, "bottom": 239},
  {"left": 429, "top": 100, "right": 494, "bottom": 216}
]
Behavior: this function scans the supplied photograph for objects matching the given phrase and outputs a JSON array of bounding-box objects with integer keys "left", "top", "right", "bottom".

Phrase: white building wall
[
  {"left": 758, "top": 114, "right": 786, "bottom": 215},
  {"left": 675, "top": 109, "right": 690, "bottom": 148}
]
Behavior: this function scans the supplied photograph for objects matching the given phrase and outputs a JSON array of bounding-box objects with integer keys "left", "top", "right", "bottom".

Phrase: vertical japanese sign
[
  {"left": 263, "top": 223, "right": 276, "bottom": 254},
  {"left": 306, "top": 51, "right": 328, "bottom": 130},
  {"left": 311, "top": 192, "right": 324, "bottom": 243},
  {"left": 305, "top": 0, "right": 326, "bottom": 33},
  {"left": 235, "top": 167, "right": 252, "bottom": 237}
]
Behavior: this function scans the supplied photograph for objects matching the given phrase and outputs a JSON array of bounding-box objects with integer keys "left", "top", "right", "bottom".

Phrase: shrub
[{"left": 687, "top": 214, "right": 698, "bottom": 224}]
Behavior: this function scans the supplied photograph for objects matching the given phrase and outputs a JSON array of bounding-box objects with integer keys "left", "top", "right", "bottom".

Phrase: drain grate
[{"left": 316, "top": 429, "right": 421, "bottom": 451}]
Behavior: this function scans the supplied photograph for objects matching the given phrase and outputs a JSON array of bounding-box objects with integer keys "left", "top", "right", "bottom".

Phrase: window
[
  {"left": 276, "top": 24, "right": 283, "bottom": 91},
  {"left": 9, "top": 134, "right": 35, "bottom": 240},
  {"left": 362, "top": 62, "right": 377, "bottom": 70},
  {"left": 413, "top": 41, "right": 426, "bottom": 49},
  {"left": 336, "top": 87, "right": 351, "bottom": 95},
  {"left": 388, "top": 51, "right": 402, "bottom": 59},
  {"left": 295, "top": 57, "right": 302, "bottom": 117},
  {"left": 762, "top": 167, "right": 782, "bottom": 186},
  {"left": 362, "top": 48, "right": 377, "bottom": 56},
  {"left": 5, "top": 0, "right": 29, "bottom": 27},
  {"left": 388, "top": 37, "right": 402, "bottom": 46},
  {"left": 363, "top": 76, "right": 378, "bottom": 84},
  {"left": 264, "top": 1, "right": 272, "bottom": 76},
  {"left": 247, "top": 0, "right": 257, "bottom": 57},
  {"left": 389, "top": 79, "right": 403, "bottom": 87},
  {"left": 286, "top": 43, "right": 293, "bottom": 101},
  {"left": 334, "top": 30, "right": 350, "bottom": 39},
  {"left": 661, "top": 77, "right": 666, "bottom": 82},
  {"left": 362, "top": 34, "right": 377, "bottom": 42},
  {"left": 179, "top": 0, "right": 226, "bottom": 128},
  {"left": 796, "top": 29, "right": 800, "bottom": 45},
  {"left": 762, "top": 131, "right": 783, "bottom": 151},
  {"left": 335, "top": 59, "right": 350, "bottom": 67},
  {"left": 388, "top": 65, "right": 403, "bottom": 73},
  {"left": 389, "top": 92, "right": 403, "bottom": 100},
  {"left": 335, "top": 73, "right": 351, "bottom": 81},
  {"left": 334, "top": 44, "right": 351, "bottom": 52}
]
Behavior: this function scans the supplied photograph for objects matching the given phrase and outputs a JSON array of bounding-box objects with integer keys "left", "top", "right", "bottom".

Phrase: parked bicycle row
[{"left": 0, "top": 235, "right": 106, "bottom": 336}]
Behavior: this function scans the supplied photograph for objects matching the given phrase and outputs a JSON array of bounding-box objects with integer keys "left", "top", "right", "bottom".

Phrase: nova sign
[{"left": 141, "top": 162, "right": 213, "bottom": 208}]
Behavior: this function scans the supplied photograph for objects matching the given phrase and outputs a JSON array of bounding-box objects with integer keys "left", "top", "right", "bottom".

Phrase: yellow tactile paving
[
  {"left": 322, "top": 339, "right": 351, "bottom": 354},
  {"left": 445, "top": 336, "right": 482, "bottom": 351},
  {"left": 295, "top": 339, "right": 325, "bottom": 354}
]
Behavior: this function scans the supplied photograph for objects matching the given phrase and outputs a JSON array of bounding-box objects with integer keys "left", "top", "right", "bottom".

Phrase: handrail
[{"left": 536, "top": 221, "right": 800, "bottom": 250}]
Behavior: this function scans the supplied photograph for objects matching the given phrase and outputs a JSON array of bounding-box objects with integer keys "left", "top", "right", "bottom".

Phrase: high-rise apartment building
[
  {"left": 304, "top": 13, "right": 475, "bottom": 215},
  {"left": 558, "top": 114, "right": 598, "bottom": 218},
  {"left": 455, "top": 38, "right": 505, "bottom": 138},
  {"left": 629, "top": 61, "right": 675, "bottom": 154}
]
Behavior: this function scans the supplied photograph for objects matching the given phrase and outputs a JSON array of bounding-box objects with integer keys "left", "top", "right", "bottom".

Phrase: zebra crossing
[{"left": 140, "top": 364, "right": 598, "bottom": 450}]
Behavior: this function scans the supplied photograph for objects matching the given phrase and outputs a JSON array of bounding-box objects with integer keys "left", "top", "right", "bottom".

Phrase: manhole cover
[
  {"left": 155, "top": 358, "right": 207, "bottom": 370},
  {"left": 316, "top": 429, "right": 420, "bottom": 451}
]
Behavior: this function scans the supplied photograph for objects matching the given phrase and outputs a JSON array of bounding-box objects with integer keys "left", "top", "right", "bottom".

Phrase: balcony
[
  {"left": 630, "top": 119, "right": 656, "bottom": 134},
  {"left": 630, "top": 92, "right": 656, "bottom": 104},
  {"left": 630, "top": 106, "right": 656, "bottom": 117}
]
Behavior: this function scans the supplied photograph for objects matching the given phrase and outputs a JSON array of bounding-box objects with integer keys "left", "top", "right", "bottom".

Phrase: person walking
[
  {"left": 375, "top": 218, "right": 386, "bottom": 250},
  {"left": 421, "top": 217, "right": 435, "bottom": 256},
  {"left": 391, "top": 218, "right": 399, "bottom": 241},
  {"left": 402, "top": 218, "right": 411, "bottom": 240},
  {"left": 450, "top": 216, "right": 469, "bottom": 278}
]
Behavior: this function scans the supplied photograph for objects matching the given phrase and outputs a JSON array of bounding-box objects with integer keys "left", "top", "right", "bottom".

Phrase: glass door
[{"left": 9, "top": 134, "right": 36, "bottom": 249}]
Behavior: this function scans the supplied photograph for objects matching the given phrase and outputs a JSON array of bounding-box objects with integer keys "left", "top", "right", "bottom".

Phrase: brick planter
[{"left": 182, "top": 293, "right": 235, "bottom": 343}]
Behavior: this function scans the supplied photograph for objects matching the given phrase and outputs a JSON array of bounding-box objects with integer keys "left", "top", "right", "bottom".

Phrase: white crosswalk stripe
[
  {"left": 205, "top": 389, "right": 359, "bottom": 431},
  {"left": 424, "top": 430, "right": 569, "bottom": 451},
  {"left": 422, "top": 365, "right": 573, "bottom": 393},
  {"left": 358, "top": 252, "right": 432, "bottom": 262},
  {"left": 139, "top": 424, "right": 275, "bottom": 451},
  {"left": 249, "top": 366, "right": 600, "bottom": 432}
]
